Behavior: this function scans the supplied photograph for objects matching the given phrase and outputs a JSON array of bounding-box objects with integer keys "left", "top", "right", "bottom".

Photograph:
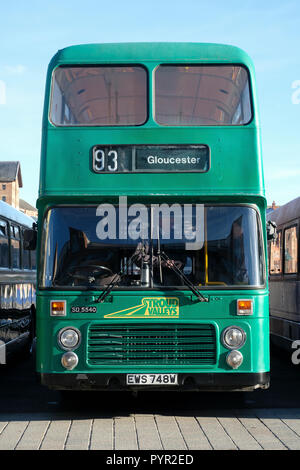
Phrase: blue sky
[{"left": 0, "top": 0, "right": 299, "bottom": 207}]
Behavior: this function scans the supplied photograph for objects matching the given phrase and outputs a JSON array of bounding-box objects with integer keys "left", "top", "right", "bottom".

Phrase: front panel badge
[{"left": 104, "top": 297, "right": 179, "bottom": 319}]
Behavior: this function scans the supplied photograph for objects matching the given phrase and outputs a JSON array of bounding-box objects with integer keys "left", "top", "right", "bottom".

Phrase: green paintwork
[
  {"left": 36, "top": 43, "right": 269, "bottom": 384},
  {"left": 37, "top": 290, "right": 269, "bottom": 374}
]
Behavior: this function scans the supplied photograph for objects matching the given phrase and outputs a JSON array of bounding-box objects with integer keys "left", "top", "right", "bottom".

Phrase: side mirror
[
  {"left": 267, "top": 220, "right": 277, "bottom": 241},
  {"left": 23, "top": 227, "right": 37, "bottom": 250}
]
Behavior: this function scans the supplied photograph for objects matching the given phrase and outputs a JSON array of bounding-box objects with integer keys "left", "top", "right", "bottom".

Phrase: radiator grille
[{"left": 87, "top": 324, "right": 216, "bottom": 366}]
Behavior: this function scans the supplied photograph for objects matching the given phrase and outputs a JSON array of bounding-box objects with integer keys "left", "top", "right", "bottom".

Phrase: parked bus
[
  {"left": 33, "top": 43, "right": 270, "bottom": 391},
  {"left": 267, "top": 197, "right": 300, "bottom": 351},
  {"left": 0, "top": 200, "right": 36, "bottom": 364}
]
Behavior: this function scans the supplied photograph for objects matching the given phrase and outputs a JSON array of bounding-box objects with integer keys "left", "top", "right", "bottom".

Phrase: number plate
[{"left": 126, "top": 374, "right": 178, "bottom": 385}]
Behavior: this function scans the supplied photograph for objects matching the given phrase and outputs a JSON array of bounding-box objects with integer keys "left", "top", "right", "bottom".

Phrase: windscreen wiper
[
  {"left": 158, "top": 249, "right": 208, "bottom": 303},
  {"left": 95, "top": 271, "right": 123, "bottom": 304},
  {"left": 95, "top": 246, "right": 144, "bottom": 304}
]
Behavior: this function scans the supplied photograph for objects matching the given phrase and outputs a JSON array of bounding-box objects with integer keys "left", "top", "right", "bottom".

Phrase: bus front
[{"left": 36, "top": 43, "right": 269, "bottom": 391}]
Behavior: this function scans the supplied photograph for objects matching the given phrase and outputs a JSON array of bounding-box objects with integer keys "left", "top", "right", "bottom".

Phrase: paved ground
[{"left": 0, "top": 345, "right": 300, "bottom": 450}]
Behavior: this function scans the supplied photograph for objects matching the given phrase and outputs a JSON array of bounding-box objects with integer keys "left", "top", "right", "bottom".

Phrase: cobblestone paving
[
  {"left": 1, "top": 347, "right": 300, "bottom": 450},
  {"left": 1, "top": 408, "right": 300, "bottom": 450}
]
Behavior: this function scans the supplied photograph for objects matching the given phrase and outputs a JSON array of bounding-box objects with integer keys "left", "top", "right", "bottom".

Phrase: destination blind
[{"left": 92, "top": 145, "right": 210, "bottom": 173}]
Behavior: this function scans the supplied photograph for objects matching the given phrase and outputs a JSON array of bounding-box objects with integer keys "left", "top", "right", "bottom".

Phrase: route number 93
[{"left": 93, "top": 149, "right": 118, "bottom": 172}]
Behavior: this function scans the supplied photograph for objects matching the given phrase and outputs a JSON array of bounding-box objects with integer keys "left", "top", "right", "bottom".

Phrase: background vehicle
[
  {"left": 0, "top": 200, "right": 36, "bottom": 364},
  {"left": 34, "top": 43, "right": 270, "bottom": 392},
  {"left": 267, "top": 197, "right": 300, "bottom": 351}
]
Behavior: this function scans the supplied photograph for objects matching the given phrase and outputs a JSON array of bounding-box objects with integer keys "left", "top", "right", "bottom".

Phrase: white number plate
[{"left": 126, "top": 374, "right": 178, "bottom": 385}]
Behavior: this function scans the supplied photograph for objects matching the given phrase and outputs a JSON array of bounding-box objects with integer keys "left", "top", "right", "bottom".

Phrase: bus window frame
[
  {"left": 22, "top": 227, "right": 32, "bottom": 270},
  {"left": 10, "top": 222, "right": 21, "bottom": 270},
  {"left": 269, "top": 229, "right": 282, "bottom": 276},
  {"left": 38, "top": 202, "right": 266, "bottom": 292},
  {"left": 153, "top": 63, "right": 254, "bottom": 127},
  {"left": 0, "top": 216, "right": 36, "bottom": 272},
  {"left": 48, "top": 64, "right": 149, "bottom": 128},
  {"left": 283, "top": 224, "right": 299, "bottom": 276},
  {"left": 0, "top": 217, "right": 10, "bottom": 269}
]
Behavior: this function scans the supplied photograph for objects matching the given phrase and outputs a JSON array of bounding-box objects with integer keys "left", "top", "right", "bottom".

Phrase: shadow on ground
[{"left": 0, "top": 344, "right": 299, "bottom": 419}]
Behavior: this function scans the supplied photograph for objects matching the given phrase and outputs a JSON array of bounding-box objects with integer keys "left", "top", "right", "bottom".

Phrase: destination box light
[{"left": 92, "top": 144, "right": 210, "bottom": 173}]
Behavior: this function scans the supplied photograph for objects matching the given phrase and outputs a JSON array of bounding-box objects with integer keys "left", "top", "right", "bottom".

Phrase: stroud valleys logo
[{"left": 104, "top": 297, "right": 179, "bottom": 319}]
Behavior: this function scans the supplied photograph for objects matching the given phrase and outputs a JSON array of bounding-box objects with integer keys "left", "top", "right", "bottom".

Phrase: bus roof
[
  {"left": 50, "top": 42, "right": 254, "bottom": 69},
  {"left": 267, "top": 196, "right": 300, "bottom": 226},
  {"left": 0, "top": 200, "right": 36, "bottom": 228}
]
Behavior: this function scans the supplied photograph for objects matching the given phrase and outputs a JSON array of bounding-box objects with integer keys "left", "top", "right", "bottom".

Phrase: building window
[
  {"left": 2, "top": 184, "right": 6, "bottom": 190},
  {"left": 284, "top": 226, "right": 298, "bottom": 274},
  {"left": 2, "top": 196, "right": 6, "bottom": 202}
]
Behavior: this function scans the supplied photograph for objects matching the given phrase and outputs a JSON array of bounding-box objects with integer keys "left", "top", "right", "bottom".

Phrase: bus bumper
[{"left": 39, "top": 372, "right": 270, "bottom": 392}]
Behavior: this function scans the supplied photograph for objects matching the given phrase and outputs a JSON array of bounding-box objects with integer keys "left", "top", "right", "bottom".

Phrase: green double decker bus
[{"left": 35, "top": 43, "right": 269, "bottom": 391}]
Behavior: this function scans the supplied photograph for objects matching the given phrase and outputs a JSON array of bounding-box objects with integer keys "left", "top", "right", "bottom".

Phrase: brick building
[
  {"left": 19, "top": 198, "right": 37, "bottom": 219},
  {"left": 267, "top": 201, "right": 280, "bottom": 215},
  {"left": 0, "top": 161, "right": 37, "bottom": 218},
  {"left": 0, "top": 161, "right": 23, "bottom": 209}
]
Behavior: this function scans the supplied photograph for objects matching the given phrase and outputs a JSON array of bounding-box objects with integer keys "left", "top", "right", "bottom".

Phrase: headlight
[
  {"left": 226, "top": 350, "right": 243, "bottom": 369},
  {"left": 61, "top": 351, "right": 78, "bottom": 370},
  {"left": 58, "top": 327, "right": 81, "bottom": 350},
  {"left": 222, "top": 326, "right": 246, "bottom": 349}
]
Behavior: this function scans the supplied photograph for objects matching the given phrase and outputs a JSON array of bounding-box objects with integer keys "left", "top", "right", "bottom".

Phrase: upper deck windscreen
[
  {"left": 155, "top": 65, "right": 252, "bottom": 125},
  {"left": 50, "top": 66, "right": 147, "bottom": 126}
]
